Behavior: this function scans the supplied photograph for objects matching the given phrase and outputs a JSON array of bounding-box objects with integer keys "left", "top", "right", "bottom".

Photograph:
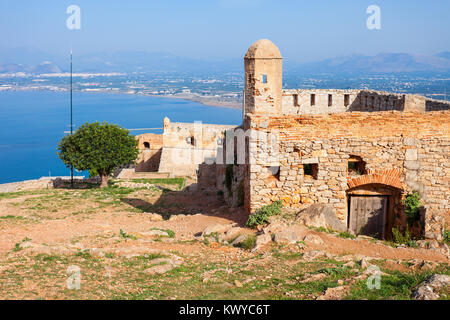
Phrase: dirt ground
[{"left": 0, "top": 179, "right": 448, "bottom": 300}]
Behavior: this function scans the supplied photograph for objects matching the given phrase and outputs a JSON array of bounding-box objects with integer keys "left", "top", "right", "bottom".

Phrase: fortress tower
[{"left": 244, "top": 39, "right": 283, "bottom": 116}]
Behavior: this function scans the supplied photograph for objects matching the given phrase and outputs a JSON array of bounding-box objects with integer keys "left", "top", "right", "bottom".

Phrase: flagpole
[{"left": 70, "top": 48, "right": 74, "bottom": 188}]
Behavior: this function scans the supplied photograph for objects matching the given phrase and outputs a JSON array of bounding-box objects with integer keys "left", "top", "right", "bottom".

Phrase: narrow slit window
[
  {"left": 262, "top": 74, "right": 267, "bottom": 84},
  {"left": 293, "top": 94, "right": 299, "bottom": 107},
  {"left": 310, "top": 94, "right": 316, "bottom": 106},
  {"left": 344, "top": 94, "right": 350, "bottom": 107},
  {"left": 328, "top": 94, "right": 333, "bottom": 107}
]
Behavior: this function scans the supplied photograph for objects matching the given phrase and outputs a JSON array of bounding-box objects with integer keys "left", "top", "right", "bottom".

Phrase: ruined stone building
[{"left": 133, "top": 39, "right": 449, "bottom": 241}]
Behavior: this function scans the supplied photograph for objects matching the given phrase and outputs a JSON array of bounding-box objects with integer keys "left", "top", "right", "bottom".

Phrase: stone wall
[
  {"left": 158, "top": 117, "right": 235, "bottom": 176},
  {"left": 426, "top": 98, "right": 450, "bottom": 111},
  {"left": 244, "top": 111, "right": 450, "bottom": 240},
  {"left": 281, "top": 89, "right": 449, "bottom": 115},
  {"left": 135, "top": 133, "right": 163, "bottom": 172}
]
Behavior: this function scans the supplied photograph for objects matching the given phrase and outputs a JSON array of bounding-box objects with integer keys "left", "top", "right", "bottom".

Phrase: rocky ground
[{"left": 0, "top": 178, "right": 448, "bottom": 300}]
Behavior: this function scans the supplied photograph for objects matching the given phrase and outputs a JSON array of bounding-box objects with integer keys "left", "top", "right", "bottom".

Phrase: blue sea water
[{"left": 0, "top": 91, "right": 242, "bottom": 184}]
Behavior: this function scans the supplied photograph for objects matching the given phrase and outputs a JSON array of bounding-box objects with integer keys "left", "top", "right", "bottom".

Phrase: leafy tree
[{"left": 57, "top": 121, "right": 139, "bottom": 187}]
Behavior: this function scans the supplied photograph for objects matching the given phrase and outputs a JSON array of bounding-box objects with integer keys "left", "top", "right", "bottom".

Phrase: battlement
[{"left": 281, "top": 89, "right": 450, "bottom": 115}]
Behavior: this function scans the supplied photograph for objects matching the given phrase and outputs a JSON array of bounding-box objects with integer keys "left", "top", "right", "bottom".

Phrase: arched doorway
[{"left": 346, "top": 169, "right": 403, "bottom": 239}]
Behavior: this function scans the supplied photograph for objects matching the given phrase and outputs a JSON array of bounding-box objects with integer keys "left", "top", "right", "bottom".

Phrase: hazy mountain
[
  {"left": 0, "top": 61, "right": 61, "bottom": 74},
  {"left": 436, "top": 51, "right": 450, "bottom": 60},
  {"left": 288, "top": 53, "right": 450, "bottom": 74},
  {"left": 1, "top": 46, "right": 450, "bottom": 75},
  {"left": 0, "top": 47, "right": 57, "bottom": 66},
  {"left": 70, "top": 51, "right": 241, "bottom": 73}
]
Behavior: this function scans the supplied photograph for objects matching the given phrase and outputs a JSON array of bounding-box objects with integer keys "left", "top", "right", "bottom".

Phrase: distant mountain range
[
  {"left": 288, "top": 52, "right": 450, "bottom": 74},
  {"left": 1, "top": 46, "right": 450, "bottom": 75},
  {"left": 0, "top": 61, "right": 62, "bottom": 74}
]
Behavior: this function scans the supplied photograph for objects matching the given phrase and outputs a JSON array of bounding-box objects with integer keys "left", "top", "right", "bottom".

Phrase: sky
[{"left": 1, "top": 0, "right": 449, "bottom": 62}]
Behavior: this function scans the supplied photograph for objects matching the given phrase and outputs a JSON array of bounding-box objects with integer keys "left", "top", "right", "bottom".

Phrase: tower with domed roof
[{"left": 244, "top": 39, "right": 283, "bottom": 116}]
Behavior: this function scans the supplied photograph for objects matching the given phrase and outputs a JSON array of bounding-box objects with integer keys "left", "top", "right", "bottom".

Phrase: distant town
[{"left": 0, "top": 70, "right": 449, "bottom": 109}]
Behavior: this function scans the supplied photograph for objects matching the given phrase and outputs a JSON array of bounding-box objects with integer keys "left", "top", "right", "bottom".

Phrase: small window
[
  {"left": 303, "top": 163, "right": 318, "bottom": 179},
  {"left": 328, "top": 94, "right": 333, "bottom": 107},
  {"left": 310, "top": 94, "right": 316, "bottom": 106},
  {"left": 293, "top": 94, "right": 299, "bottom": 107},
  {"left": 262, "top": 74, "right": 267, "bottom": 83},
  {"left": 268, "top": 166, "right": 280, "bottom": 180},
  {"left": 344, "top": 94, "right": 350, "bottom": 107},
  {"left": 187, "top": 136, "right": 195, "bottom": 146},
  {"left": 348, "top": 156, "right": 366, "bottom": 176},
  {"left": 143, "top": 142, "right": 150, "bottom": 149}
]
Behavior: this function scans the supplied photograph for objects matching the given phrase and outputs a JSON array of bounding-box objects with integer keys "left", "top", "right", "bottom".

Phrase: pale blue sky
[{"left": 1, "top": 0, "right": 449, "bottom": 61}]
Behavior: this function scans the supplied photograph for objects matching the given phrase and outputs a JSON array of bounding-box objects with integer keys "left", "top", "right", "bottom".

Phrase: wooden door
[{"left": 349, "top": 196, "right": 388, "bottom": 238}]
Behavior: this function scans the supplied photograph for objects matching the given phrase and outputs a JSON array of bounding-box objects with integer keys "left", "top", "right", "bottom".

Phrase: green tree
[{"left": 57, "top": 121, "right": 139, "bottom": 187}]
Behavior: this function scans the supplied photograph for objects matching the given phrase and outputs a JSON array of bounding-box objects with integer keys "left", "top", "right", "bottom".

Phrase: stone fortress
[{"left": 132, "top": 39, "right": 450, "bottom": 241}]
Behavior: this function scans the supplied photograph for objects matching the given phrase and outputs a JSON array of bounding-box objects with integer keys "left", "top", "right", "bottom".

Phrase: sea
[{"left": 0, "top": 91, "right": 242, "bottom": 184}]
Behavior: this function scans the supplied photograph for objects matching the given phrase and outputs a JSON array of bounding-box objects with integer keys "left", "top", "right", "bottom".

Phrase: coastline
[
  {"left": 150, "top": 93, "right": 242, "bottom": 110},
  {"left": 0, "top": 87, "right": 243, "bottom": 110}
]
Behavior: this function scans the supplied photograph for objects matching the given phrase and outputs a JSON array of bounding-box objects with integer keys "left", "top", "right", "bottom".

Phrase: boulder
[
  {"left": 225, "top": 227, "right": 242, "bottom": 241},
  {"left": 412, "top": 274, "right": 450, "bottom": 300},
  {"left": 273, "top": 230, "right": 298, "bottom": 244},
  {"left": 251, "top": 234, "right": 272, "bottom": 252},
  {"left": 202, "top": 223, "right": 235, "bottom": 236},
  {"left": 359, "top": 258, "right": 370, "bottom": 269},
  {"left": 303, "top": 234, "right": 324, "bottom": 245},
  {"left": 296, "top": 204, "right": 347, "bottom": 232},
  {"left": 169, "top": 214, "right": 186, "bottom": 222},
  {"left": 302, "top": 250, "right": 326, "bottom": 261},
  {"left": 148, "top": 213, "right": 163, "bottom": 222},
  {"left": 144, "top": 263, "right": 174, "bottom": 275},
  {"left": 144, "top": 256, "right": 183, "bottom": 275},
  {"left": 262, "top": 217, "right": 287, "bottom": 234}
]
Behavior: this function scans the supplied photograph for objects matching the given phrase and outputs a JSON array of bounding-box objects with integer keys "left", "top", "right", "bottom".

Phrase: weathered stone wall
[
  {"left": 426, "top": 98, "right": 450, "bottom": 111},
  {"left": 281, "top": 89, "right": 449, "bottom": 115},
  {"left": 245, "top": 112, "right": 450, "bottom": 240},
  {"left": 135, "top": 133, "right": 163, "bottom": 172},
  {"left": 158, "top": 117, "right": 235, "bottom": 176}
]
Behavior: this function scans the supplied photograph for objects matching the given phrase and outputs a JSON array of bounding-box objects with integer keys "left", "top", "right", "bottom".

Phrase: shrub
[
  {"left": 444, "top": 229, "right": 450, "bottom": 245},
  {"left": 119, "top": 229, "right": 136, "bottom": 240},
  {"left": 392, "top": 227, "right": 417, "bottom": 247},
  {"left": 245, "top": 200, "right": 283, "bottom": 228},
  {"left": 338, "top": 231, "right": 356, "bottom": 239},
  {"left": 237, "top": 235, "right": 257, "bottom": 250},
  {"left": 402, "top": 191, "right": 421, "bottom": 226}
]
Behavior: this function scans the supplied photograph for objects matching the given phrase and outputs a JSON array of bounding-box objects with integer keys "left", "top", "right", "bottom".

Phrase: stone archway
[{"left": 346, "top": 169, "right": 403, "bottom": 239}]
